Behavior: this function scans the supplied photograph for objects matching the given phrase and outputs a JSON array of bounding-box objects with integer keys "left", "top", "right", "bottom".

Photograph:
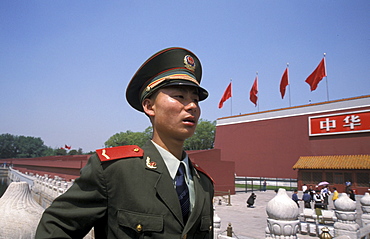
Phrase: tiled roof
[{"left": 292, "top": 155, "right": 370, "bottom": 170}]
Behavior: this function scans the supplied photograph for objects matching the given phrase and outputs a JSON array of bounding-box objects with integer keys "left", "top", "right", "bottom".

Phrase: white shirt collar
[{"left": 151, "top": 140, "right": 191, "bottom": 180}]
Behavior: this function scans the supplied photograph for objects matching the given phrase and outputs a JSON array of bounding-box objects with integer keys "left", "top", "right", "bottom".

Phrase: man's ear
[{"left": 142, "top": 98, "right": 155, "bottom": 117}]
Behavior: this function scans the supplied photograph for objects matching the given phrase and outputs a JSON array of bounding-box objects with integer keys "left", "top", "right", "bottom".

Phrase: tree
[
  {"left": 67, "top": 148, "right": 83, "bottom": 155},
  {"left": 104, "top": 126, "right": 153, "bottom": 148},
  {"left": 0, "top": 134, "right": 17, "bottom": 159},
  {"left": 16, "top": 135, "right": 47, "bottom": 158},
  {"left": 55, "top": 148, "right": 67, "bottom": 156},
  {"left": 184, "top": 119, "right": 216, "bottom": 150},
  {"left": 0, "top": 134, "right": 49, "bottom": 159},
  {"left": 42, "top": 147, "right": 56, "bottom": 157}
]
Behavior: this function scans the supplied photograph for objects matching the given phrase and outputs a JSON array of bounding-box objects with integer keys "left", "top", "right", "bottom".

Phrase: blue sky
[{"left": 1, "top": 1, "right": 369, "bottom": 152}]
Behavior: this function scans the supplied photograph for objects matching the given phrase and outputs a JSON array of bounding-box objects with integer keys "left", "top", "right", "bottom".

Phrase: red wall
[
  {"left": 1, "top": 151, "right": 236, "bottom": 194},
  {"left": 189, "top": 149, "right": 235, "bottom": 194},
  {"left": 0, "top": 155, "right": 90, "bottom": 181},
  {"left": 214, "top": 106, "right": 370, "bottom": 179}
]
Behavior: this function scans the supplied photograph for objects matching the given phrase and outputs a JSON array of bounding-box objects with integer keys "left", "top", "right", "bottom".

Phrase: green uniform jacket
[{"left": 36, "top": 141, "right": 214, "bottom": 239}]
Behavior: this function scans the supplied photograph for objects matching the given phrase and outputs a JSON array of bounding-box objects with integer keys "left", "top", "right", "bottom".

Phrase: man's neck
[{"left": 151, "top": 135, "right": 184, "bottom": 160}]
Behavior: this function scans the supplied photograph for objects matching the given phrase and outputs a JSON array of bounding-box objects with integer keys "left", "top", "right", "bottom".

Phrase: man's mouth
[{"left": 183, "top": 117, "right": 196, "bottom": 124}]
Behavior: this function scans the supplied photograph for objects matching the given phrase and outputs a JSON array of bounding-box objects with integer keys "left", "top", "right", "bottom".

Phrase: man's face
[{"left": 144, "top": 85, "right": 201, "bottom": 142}]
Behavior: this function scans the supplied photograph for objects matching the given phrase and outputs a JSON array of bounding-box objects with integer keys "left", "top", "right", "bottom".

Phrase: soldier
[{"left": 36, "top": 47, "right": 214, "bottom": 238}]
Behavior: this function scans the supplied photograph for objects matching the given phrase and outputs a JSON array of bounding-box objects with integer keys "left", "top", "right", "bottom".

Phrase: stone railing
[
  {"left": 32, "top": 174, "right": 73, "bottom": 208},
  {"left": 8, "top": 167, "right": 35, "bottom": 187},
  {"left": 5, "top": 168, "right": 94, "bottom": 239},
  {"left": 8, "top": 167, "right": 74, "bottom": 208}
]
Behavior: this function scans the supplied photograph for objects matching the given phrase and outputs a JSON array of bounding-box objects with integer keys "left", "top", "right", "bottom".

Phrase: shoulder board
[
  {"left": 96, "top": 145, "right": 143, "bottom": 162},
  {"left": 193, "top": 163, "right": 214, "bottom": 184}
]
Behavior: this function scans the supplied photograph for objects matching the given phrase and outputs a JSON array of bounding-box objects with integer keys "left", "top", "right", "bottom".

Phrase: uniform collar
[{"left": 151, "top": 140, "right": 190, "bottom": 180}]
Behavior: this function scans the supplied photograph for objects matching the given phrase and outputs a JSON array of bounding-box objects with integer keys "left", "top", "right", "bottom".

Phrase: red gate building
[{"left": 214, "top": 95, "right": 370, "bottom": 194}]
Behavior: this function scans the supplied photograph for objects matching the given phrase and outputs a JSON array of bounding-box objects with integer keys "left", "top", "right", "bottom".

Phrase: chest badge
[{"left": 146, "top": 157, "right": 157, "bottom": 169}]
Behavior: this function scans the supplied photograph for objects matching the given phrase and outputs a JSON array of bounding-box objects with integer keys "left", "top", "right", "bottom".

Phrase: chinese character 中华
[{"left": 343, "top": 115, "right": 361, "bottom": 129}]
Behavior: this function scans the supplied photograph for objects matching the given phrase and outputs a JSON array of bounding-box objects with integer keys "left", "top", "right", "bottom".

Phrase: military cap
[{"left": 126, "top": 47, "right": 209, "bottom": 112}]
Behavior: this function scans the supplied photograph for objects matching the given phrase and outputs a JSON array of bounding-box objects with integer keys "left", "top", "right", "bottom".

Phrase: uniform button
[
  {"left": 136, "top": 224, "right": 142, "bottom": 232},
  {"left": 133, "top": 148, "right": 139, "bottom": 152},
  {"left": 209, "top": 225, "right": 213, "bottom": 231}
]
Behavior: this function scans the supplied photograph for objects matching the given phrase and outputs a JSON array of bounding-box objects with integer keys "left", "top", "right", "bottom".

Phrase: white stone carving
[
  {"left": 360, "top": 192, "right": 370, "bottom": 226},
  {"left": 334, "top": 193, "right": 360, "bottom": 239},
  {"left": 265, "top": 188, "right": 300, "bottom": 238},
  {"left": 0, "top": 182, "right": 44, "bottom": 239}
]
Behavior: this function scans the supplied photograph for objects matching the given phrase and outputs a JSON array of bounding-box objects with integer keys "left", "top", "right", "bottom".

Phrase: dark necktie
[{"left": 176, "top": 163, "right": 190, "bottom": 223}]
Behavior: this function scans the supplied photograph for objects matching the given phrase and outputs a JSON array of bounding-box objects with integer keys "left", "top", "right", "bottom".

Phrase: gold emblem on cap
[
  {"left": 145, "top": 86, "right": 151, "bottom": 92},
  {"left": 184, "top": 55, "right": 195, "bottom": 72}
]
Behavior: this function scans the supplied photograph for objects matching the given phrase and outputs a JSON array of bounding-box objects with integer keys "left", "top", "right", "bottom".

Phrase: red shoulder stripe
[{"left": 96, "top": 145, "right": 143, "bottom": 162}]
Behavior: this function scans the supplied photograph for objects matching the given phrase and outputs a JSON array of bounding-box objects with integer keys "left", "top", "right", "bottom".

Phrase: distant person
[
  {"left": 247, "top": 193, "right": 257, "bottom": 208},
  {"left": 332, "top": 187, "right": 339, "bottom": 202},
  {"left": 262, "top": 180, "right": 267, "bottom": 192},
  {"left": 292, "top": 190, "right": 300, "bottom": 207},
  {"left": 321, "top": 185, "right": 331, "bottom": 210},
  {"left": 348, "top": 189, "right": 356, "bottom": 201},
  {"left": 302, "top": 184, "right": 307, "bottom": 192},
  {"left": 302, "top": 191, "right": 312, "bottom": 208},
  {"left": 313, "top": 190, "right": 324, "bottom": 209},
  {"left": 345, "top": 181, "right": 352, "bottom": 193},
  {"left": 308, "top": 185, "right": 315, "bottom": 202}
]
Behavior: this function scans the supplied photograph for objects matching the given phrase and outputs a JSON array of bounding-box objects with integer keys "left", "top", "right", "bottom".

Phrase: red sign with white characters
[{"left": 309, "top": 110, "right": 370, "bottom": 136}]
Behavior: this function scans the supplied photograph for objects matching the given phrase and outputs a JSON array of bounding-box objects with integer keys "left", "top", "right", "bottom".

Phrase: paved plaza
[{"left": 213, "top": 189, "right": 363, "bottom": 239}]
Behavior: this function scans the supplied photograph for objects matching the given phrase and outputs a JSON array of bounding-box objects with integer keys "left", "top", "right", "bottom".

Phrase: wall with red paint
[{"left": 214, "top": 96, "right": 370, "bottom": 179}]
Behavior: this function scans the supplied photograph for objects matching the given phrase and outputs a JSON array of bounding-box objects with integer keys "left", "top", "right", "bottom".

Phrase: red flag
[
  {"left": 65, "top": 144, "right": 71, "bottom": 150},
  {"left": 305, "top": 58, "right": 326, "bottom": 91},
  {"left": 280, "top": 68, "right": 289, "bottom": 99},
  {"left": 218, "top": 82, "right": 232, "bottom": 109},
  {"left": 250, "top": 77, "right": 258, "bottom": 106}
]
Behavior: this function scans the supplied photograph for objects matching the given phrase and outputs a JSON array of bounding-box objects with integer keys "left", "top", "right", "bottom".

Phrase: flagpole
[
  {"left": 324, "top": 53, "right": 329, "bottom": 101},
  {"left": 287, "top": 63, "right": 291, "bottom": 107},
  {"left": 256, "top": 71, "right": 259, "bottom": 112},
  {"left": 230, "top": 79, "right": 233, "bottom": 116}
]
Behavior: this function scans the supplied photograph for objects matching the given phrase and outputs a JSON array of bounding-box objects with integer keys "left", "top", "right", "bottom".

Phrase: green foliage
[
  {"left": 72, "top": 148, "right": 83, "bottom": 155},
  {"left": 54, "top": 148, "right": 67, "bottom": 156},
  {"left": 0, "top": 133, "right": 48, "bottom": 158},
  {"left": 0, "top": 134, "right": 88, "bottom": 158},
  {"left": 42, "top": 147, "right": 56, "bottom": 156},
  {"left": 184, "top": 119, "right": 216, "bottom": 150},
  {"left": 104, "top": 126, "right": 153, "bottom": 148},
  {"left": 0, "top": 133, "right": 17, "bottom": 159},
  {"left": 16, "top": 135, "right": 47, "bottom": 158}
]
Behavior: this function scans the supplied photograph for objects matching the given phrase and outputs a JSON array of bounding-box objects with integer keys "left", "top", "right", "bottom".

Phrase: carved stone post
[
  {"left": 265, "top": 188, "right": 300, "bottom": 238},
  {"left": 360, "top": 192, "right": 370, "bottom": 226},
  {"left": 213, "top": 213, "right": 221, "bottom": 238},
  {"left": 333, "top": 192, "right": 360, "bottom": 238}
]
